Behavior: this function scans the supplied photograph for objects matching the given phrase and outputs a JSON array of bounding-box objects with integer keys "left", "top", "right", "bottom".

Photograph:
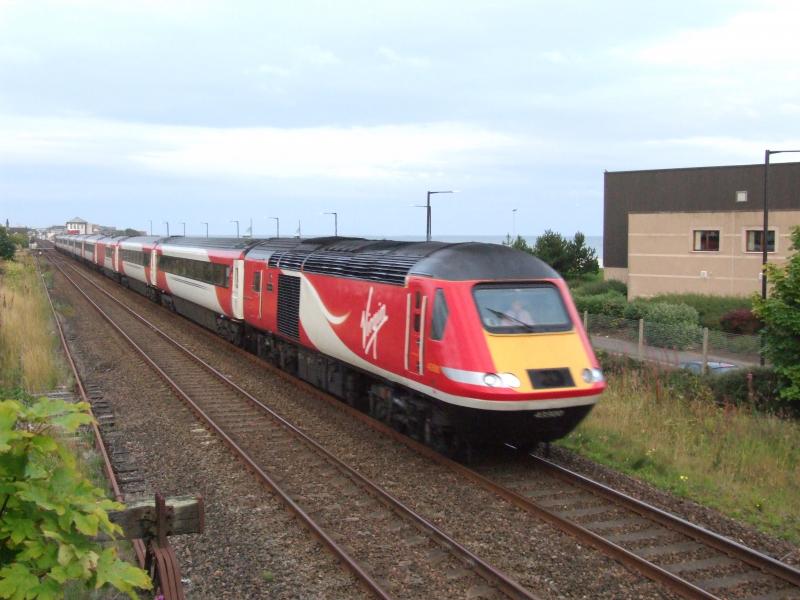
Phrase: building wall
[
  {"left": 627, "top": 209, "right": 798, "bottom": 298},
  {"left": 604, "top": 162, "right": 800, "bottom": 270}
]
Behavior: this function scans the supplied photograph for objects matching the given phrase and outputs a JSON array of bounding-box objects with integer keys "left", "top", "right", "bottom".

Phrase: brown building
[{"left": 604, "top": 162, "right": 800, "bottom": 298}]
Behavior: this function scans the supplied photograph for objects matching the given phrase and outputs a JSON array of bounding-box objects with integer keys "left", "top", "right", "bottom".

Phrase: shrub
[
  {"left": 574, "top": 278, "right": 627, "bottom": 297},
  {"left": 642, "top": 302, "right": 700, "bottom": 350},
  {"left": 648, "top": 293, "right": 751, "bottom": 330},
  {"left": 622, "top": 299, "right": 649, "bottom": 321},
  {"left": 0, "top": 394, "right": 151, "bottom": 598},
  {"left": 707, "top": 368, "right": 793, "bottom": 416},
  {"left": 574, "top": 291, "right": 626, "bottom": 318},
  {"left": 720, "top": 308, "right": 763, "bottom": 335},
  {"left": 753, "top": 226, "right": 800, "bottom": 405}
]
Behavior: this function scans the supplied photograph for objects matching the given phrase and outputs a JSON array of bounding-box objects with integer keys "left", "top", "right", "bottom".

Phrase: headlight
[
  {"left": 483, "top": 373, "right": 501, "bottom": 387},
  {"left": 582, "top": 368, "right": 604, "bottom": 383}
]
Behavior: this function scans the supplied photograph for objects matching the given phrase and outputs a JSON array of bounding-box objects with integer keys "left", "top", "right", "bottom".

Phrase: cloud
[
  {"left": 0, "top": 115, "right": 519, "bottom": 180},
  {"left": 539, "top": 50, "right": 568, "bottom": 65},
  {"left": 377, "top": 46, "right": 431, "bottom": 68},
  {"left": 633, "top": 1, "right": 800, "bottom": 68}
]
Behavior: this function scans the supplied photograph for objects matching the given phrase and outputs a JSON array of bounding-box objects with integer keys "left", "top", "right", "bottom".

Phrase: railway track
[
  {"left": 47, "top": 252, "right": 800, "bottom": 599},
  {"left": 473, "top": 451, "right": 800, "bottom": 600},
  {"left": 47, "top": 254, "right": 538, "bottom": 600}
]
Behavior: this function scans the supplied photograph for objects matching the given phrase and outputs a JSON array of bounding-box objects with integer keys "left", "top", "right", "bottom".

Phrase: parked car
[{"left": 680, "top": 361, "right": 741, "bottom": 376}]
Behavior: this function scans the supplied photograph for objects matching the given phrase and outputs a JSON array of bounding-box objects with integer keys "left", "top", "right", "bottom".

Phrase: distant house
[
  {"left": 604, "top": 161, "right": 800, "bottom": 298},
  {"left": 66, "top": 217, "right": 89, "bottom": 234}
]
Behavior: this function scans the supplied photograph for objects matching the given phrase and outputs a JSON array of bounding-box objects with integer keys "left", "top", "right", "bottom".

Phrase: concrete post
[
  {"left": 583, "top": 310, "right": 588, "bottom": 332},
  {"left": 702, "top": 327, "right": 709, "bottom": 374},
  {"left": 638, "top": 318, "right": 644, "bottom": 360}
]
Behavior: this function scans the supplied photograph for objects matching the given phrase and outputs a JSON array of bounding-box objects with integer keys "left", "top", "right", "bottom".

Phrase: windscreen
[{"left": 473, "top": 283, "right": 572, "bottom": 333}]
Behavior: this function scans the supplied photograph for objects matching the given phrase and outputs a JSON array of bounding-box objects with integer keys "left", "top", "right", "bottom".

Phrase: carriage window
[
  {"left": 253, "top": 271, "right": 261, "bottom": 292},
  {"left": 473, "top": 283, "right": 571, "bottom": 334},
  {"left": 430, "top": 288, "right": 449, "bottom": 340}
]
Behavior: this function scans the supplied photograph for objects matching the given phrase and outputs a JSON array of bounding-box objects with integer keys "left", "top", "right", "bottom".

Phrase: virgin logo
[{"left": 360, "top": 287, "right": 388, "bottom": 359}]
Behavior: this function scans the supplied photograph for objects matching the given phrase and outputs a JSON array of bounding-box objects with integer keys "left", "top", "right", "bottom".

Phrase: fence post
[
  {"left": 702, "top": 327, "right": 709, "bottom": 374},
  {"left": 638, "top": 318, "right": 644, "bottom": 360},
  {"left": 583, "top": 310, "right": 588, "bottom": 332}
]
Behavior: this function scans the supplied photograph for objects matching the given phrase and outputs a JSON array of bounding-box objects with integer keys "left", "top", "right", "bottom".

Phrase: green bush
[
  {"left": 622, "top": 299, "right": 649, "bottom": 321},
  {"left": 753, "top": 226, "right": 800, "bottom": 406},
  {"left": 574, "top": 291, "right": 627, "bottom": 318},
  {"left": 0, "top": 394, "right": 151, "bottom": 598},
  {"left": 642, "top": 302, "right": 700, "bottom": 350},
  {"left": 573, "top": 278, "right": 627, "bottom": 297},
  {"left": 707, "top": 368, "right": 793, "bottom": 416},
  {"left": 648, "top": 293, "right": 750, "bottom": 330}
]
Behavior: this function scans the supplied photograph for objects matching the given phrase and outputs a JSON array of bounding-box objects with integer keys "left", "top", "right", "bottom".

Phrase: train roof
[
  {"left": 249, "top": 237, "right": 559, "bottom": 285},
  {"left": 158, "top": 236, "right": 265, "bottom": 250}
]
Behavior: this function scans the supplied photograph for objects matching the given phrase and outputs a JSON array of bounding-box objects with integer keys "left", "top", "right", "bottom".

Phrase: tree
[
  {"left": 0, "top": 229, "right": 15, "bottom": 261},
  {"left": 0, "top": 395, "right": 151, "bottom": 599},
  {"left": 502, "top": 234, "right": 534, "bottom": 253},
  {"left": 517, "top": 229, "right": 599, "bottom": 278},
  {"left": 752, "top": 226, "right": 800, "bottom": 404}
]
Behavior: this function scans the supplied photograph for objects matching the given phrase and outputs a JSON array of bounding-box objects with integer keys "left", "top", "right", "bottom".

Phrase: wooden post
[
  {"left": 95, "top": 495, "right": 204, "bottom": 541},
  {"left": 638, "top": 318, "right": 644, "bottom": 360},
  {"left": 583, "top": 310, "right": 588, "bottom": 331},
  {"left": 702, "top": 327, "right": 709, "bottom": 374}
]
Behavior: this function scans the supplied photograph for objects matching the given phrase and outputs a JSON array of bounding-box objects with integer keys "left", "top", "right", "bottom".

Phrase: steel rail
[
  {"left": 54, "top": 252, "right": 800, "bottom": 599},
  {"left": 49, "top": 254, "right": 540, "bottom": 600},
  {"left": 34, "top": 255, "right": 148, "bottom": 567},
  {"left": 530, "top": 454, "right": 800, "bottom": 588}
]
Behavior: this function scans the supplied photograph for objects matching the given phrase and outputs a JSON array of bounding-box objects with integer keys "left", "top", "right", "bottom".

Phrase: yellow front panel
[{"left": 483, "top": 330, "right": 592, "bottom": 393}]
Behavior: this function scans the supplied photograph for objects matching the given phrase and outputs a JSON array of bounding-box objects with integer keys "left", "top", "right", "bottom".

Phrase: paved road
[{"left": 590, "top": 334, "right": 762, "bottom": 369}]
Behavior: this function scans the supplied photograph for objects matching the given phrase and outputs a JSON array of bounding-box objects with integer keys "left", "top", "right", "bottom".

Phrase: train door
[
  {"left": 149, "top": 248, "right": 158, "bottom": 286},
  {"left": 231, "top": 259, "right": 245, "bottom": 319},
  {"left": 405, "top": 283, "right": 428, "bottom": 375}
]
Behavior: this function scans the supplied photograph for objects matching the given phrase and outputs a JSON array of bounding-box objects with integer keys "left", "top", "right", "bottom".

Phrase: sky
[{"left": 1, "top": 0, "right": 799, "bottom": 238}]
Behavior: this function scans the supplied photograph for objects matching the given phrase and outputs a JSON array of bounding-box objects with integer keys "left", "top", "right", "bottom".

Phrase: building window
[
  {"left": 736, "top": 190, "right": 748, "bottom": 203},
  {"left": 693, "top": 230, "right": 719, "bottom": 252},
  {"left": 746, "top": 230, "right": 775, "bottom": 253}
]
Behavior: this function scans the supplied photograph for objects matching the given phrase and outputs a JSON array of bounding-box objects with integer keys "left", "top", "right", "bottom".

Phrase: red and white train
[{"left": 55, "top": 233, "right": 605, "bottom": 456}]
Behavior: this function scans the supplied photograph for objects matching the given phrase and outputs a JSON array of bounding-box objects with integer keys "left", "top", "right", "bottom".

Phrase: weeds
[
  {"left": 0, "top": 253, "right": 67, "bottom": 391},
  {"left": 560, "top": 363, "right": 800, "bottom": 543}
]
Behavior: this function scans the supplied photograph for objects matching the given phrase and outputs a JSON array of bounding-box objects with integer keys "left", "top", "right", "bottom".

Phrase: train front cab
[{"left": 406, "top": 248, "right": 605, "bottom": 446}]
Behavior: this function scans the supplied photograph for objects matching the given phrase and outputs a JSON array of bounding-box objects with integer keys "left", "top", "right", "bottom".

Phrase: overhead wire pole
[
  {"left": 164, "top": 221, "right": 170, "bottom": 236},
  {"left": 269, "top": 217, "right": 280, "bottom": 238},
  {"left": 202, "top": 222, "right": 208, "bottom": 238},
  {"left": 426, "top": 190, "right": 457, "bottom": 242},
  {"left": 324, "top": 212, "right": 338, "bottom": 236},
  {"left": 231, "top": 220, "right": 239, "bottom": 238}
]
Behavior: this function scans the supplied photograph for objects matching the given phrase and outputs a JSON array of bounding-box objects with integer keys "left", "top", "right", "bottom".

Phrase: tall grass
[
  {"left": 0, "top": 252, "right": 66, "bottom": 392},
  {"left": 560, "top": 365, "right": 800, "bottom": 543}
]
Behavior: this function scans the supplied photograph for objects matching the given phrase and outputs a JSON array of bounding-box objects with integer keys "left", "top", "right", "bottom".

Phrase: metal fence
[{"left": 582, "top": 311, "right": 762, "bottom": 366}]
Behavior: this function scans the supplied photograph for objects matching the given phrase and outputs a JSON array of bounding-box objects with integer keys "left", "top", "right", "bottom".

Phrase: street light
[
  {"left": 181, "top": 222, "right": 186, "bottom": 236},
  {"left": 231, "top": 220, "right": 239, "bottom": 238},
  {"left": 164, "top": 221, "right": 170, "bottom": 236},
  {"left": 202, "top": 222, "right": 208, "bottom": 238},
  {"left": 269, "top": 217, "right": 280, "bottom": 238},
  {"left": 425, "top": 190, "right": 458, "bottom": 242},
  {"left": 323, "top": 212, "right": 338, "bottom": 236},
  {"left": 512, "top": 208, "right": 518, "bottom": 238},
  {"left": 148, "top": 220, "right": 153, "bottom": 235}
]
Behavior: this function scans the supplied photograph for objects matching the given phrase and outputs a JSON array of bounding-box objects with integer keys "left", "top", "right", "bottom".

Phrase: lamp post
[
  {"left": 181, "top": 222, "right": 186, "bottom": 236},
  {"left": 231, "top": 220, "right": 239, "bottom": 238},
  {"left": 164, "top": 221, "right": 170, "bottom": 236},
  {"left": 324, "top": 212, "right": 338, "bottom": 236},
  {"left": 149, "top": 220, "right": 153, "bottom": 235},
  {"left": 202, "top": 222, "right": 208, "bottom": 238},
  {"left": 512, "top": 208, "right": 518, "bottom": 239},
  {"left": 269, "top": 217, "right": 280, "bottom": 238},
  {"left": 425, "top": 190, "right": 457, "bottom": 242}
]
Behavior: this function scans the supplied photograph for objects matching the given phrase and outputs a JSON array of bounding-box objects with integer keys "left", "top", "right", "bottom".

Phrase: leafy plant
[
  {"left": 753, "top": 226, "right": 800, "bottom": 405},
  {"left": 0, "top": 230, "right": 15, "bottom": 262},
  {"left": 0, "top": 395, "right": 151, "bottom": 599},
  {"left": 642, "top": 302, "right": 700, "bottom": 350},
  {"left": 720, "top": 308, "right": 763, "bottom": 335},
  {"left": 648, "top": 293, "right": 751, "bottom": 330}
]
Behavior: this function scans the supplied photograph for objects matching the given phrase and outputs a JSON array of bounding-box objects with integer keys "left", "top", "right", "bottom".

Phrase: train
[{"left": 54, "top": 232, "right": 605, "bottom": 457}]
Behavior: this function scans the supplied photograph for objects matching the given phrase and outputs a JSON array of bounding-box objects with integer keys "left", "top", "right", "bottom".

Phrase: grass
[
  {"left": 0, "top": 252, "right": 67, "bottom": 392},
  {"left": 559, "top": 364, "right": 800, "bottom": 544}
]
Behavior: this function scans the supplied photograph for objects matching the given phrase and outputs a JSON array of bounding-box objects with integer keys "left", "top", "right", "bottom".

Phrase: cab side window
[{"left": 430, "top": 288, "right": 449, "bottom": 340}]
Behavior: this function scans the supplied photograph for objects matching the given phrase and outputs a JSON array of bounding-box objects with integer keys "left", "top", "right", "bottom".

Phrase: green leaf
[{"left": 72, "top": 513, "right": 98, "bottom": 537}]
